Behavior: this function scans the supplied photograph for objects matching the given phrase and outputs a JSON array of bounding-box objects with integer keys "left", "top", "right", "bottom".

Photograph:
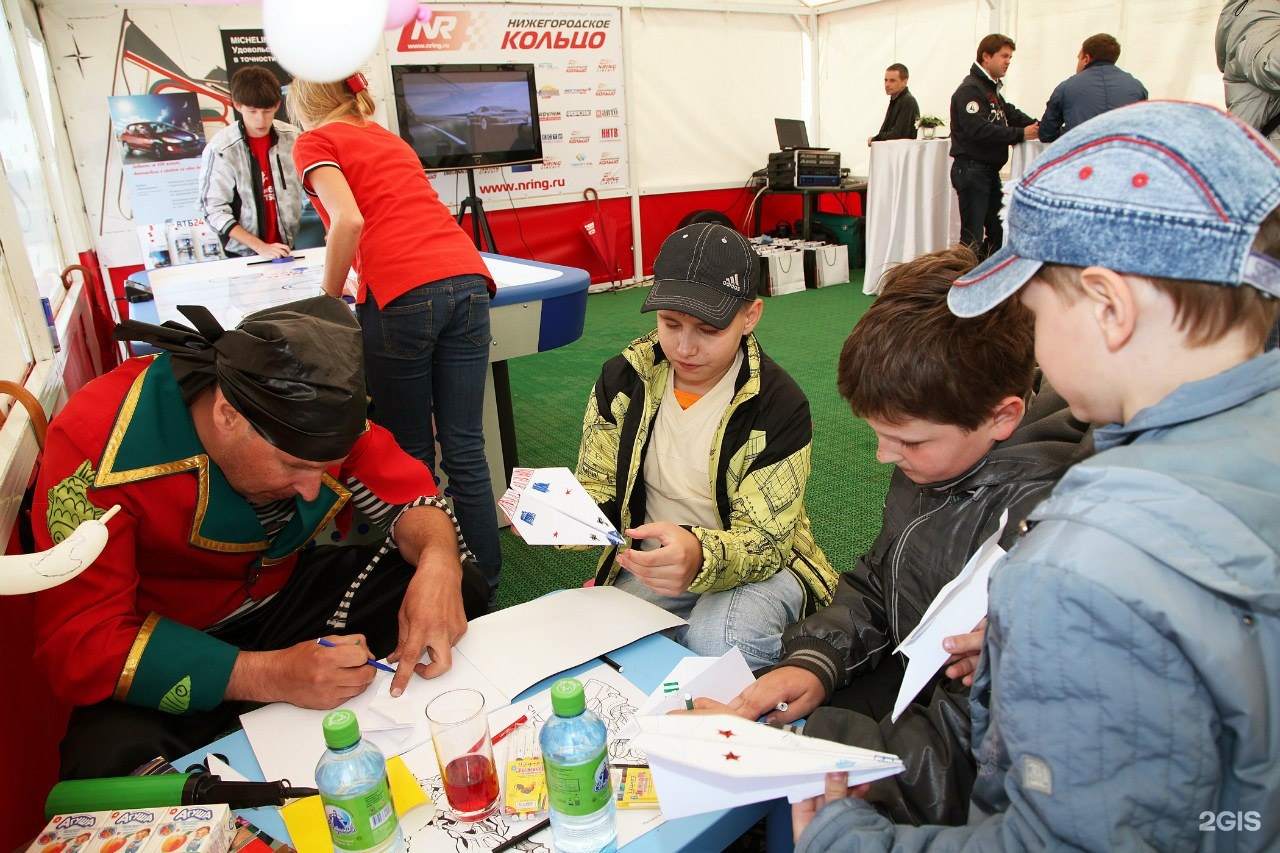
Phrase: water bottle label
[
  {"left": 322, "top": 777, "right": 398, "bottom": 851},
  {"left": 545, "top": 745, "right": 611, "bottom": 817}
]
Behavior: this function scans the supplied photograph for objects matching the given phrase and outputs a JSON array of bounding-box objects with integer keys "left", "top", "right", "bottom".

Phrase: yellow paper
[
  {"left": 279, "top": 797, "right": 329, "bottom": 853},
  {"left": 387, "top": 755, "right": 430, "bottom": 814}
]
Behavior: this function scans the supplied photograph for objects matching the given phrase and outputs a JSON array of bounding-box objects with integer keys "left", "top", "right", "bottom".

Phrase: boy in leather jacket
[{"left": 719, "top": 245, "right": 1087, "bottom": 824}]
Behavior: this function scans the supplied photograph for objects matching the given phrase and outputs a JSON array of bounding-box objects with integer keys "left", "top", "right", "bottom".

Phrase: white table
[
  {"left": 864, "top": 139, "right": 960, "bottom": 295},
  {"left": 1009, "top": 139, "right": 1051, "bottom": 186},
  {"left": 1001, "top": 140, "right": 1052, "bottom": 246}
]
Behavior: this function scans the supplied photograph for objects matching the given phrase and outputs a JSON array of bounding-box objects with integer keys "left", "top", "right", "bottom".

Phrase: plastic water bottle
[
  {"left": 539, "top": 678, "right": 618, "bottom": 853},
  {"left": 316, "top": 709, "right": 403, "bottom": 853}
]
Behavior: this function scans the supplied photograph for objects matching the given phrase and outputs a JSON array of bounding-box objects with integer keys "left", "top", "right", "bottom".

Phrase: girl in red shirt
[{"left": 288, "top": 75, "right": 502, "bottom": 601}]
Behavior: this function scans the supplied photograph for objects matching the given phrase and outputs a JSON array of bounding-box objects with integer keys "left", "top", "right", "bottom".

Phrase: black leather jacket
[{"left": 782, "top": 383, "right": 1088, "bottom": 825}]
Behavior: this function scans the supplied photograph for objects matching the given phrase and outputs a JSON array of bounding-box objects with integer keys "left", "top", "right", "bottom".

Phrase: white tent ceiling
[{"left": 32, "top": 0, "right": 1226, "bottom": 196}]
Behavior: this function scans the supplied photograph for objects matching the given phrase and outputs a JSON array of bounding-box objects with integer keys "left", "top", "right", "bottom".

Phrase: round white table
[{"left": 863, "top": 139, "right": 960, "bottom": 295}]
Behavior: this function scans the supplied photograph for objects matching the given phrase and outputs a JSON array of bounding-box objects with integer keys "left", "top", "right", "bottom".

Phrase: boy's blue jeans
[
  {"left": 357, "top": 275, "right": 502, "bottom": 597},
  {"left": 614, "top": 567, "right": 804, "bottom": 670}
]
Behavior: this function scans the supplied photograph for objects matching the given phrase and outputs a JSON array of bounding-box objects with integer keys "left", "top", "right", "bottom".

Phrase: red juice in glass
[{"left": 443, "top": 753, "right": 499, "bottom": 818}]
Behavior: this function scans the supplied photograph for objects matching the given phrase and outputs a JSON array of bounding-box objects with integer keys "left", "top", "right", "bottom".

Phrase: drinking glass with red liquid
[{"left": 425, "top": 688, "right": 501, "bottom": 820}]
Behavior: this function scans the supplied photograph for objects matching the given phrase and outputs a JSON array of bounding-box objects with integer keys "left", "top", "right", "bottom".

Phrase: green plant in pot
[{"left": 917, "top": 115, "right": 945, "bottom": 139}]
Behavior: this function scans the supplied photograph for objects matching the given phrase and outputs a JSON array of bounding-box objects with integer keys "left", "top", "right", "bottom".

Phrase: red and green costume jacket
[{"left": 32, "top": 354, "right": 438, "bottom": 714}]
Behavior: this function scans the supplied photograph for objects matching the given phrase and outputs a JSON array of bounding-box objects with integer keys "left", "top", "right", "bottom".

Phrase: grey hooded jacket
[
  {"left": 796, "top": 351, "right": 1280, "bottom": 853},
  {"left": 198, "top": 119, "right": 302, "bottom": 256},
  {"left": 1217, "top": 0, "right": 1280, "bottom": 142}
]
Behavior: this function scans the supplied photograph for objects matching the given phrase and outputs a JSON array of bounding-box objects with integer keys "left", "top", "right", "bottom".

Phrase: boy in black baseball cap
[{"left": 574, "top": 223, "right": 838, "bottom": 669}]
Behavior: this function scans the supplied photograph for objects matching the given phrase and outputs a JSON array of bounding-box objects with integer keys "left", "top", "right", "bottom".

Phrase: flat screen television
[{"left": 391, "top": 63, "right": 543, "bottom": 171}]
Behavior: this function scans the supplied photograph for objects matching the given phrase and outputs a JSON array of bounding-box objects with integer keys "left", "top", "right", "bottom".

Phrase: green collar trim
[{"left": 95, "top": 355, "right": 348, "bottom": 560}]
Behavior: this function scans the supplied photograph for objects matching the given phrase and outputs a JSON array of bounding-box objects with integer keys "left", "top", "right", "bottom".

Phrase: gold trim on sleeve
[{"left": 114, "top": 612, "right": 161, "bottom": 701}]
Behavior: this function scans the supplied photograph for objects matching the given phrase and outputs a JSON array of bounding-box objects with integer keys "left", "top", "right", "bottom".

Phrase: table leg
[
  {"left": 492, "top": 360, "right": 518, "bottom": 479},
  {"left": 801, "top": 193, "right": 814, "bottom": 240}
]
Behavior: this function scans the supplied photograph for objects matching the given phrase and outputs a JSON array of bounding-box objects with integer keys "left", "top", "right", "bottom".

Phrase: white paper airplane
[
  {"left": 629, "top": 714, "right": 904, "bottom": 819},
  {"left": 499, "top": 466, "right": 624, "bottom": 546},
  {"left": 890, "top": 510, "right": 1007, "bottom": 722}
]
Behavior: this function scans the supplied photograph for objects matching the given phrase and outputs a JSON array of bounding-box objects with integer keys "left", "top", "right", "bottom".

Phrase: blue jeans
[
  {"left": 951, "top": 159, "right": 1004, "bottom": 260},
  {"left": 613, "top": 567, "right": 804, "bottom": 670},
  {"left": 357, "top": 275, "right": 502, "bottom": 596}
]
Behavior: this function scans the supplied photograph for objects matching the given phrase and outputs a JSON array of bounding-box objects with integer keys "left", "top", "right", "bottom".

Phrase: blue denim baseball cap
[{"left": 949, "top": 101, "right": 1280, "bottom": 318}]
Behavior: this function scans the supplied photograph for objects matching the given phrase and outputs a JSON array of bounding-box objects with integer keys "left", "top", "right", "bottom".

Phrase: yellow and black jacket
[{"left": 576, "top": 330, "right": 838, "bottom": 614}]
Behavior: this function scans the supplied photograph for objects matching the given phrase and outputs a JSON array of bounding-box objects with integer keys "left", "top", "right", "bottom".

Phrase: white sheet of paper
[
  {"left": 890, "top": 510, "right": 1008, "bottom": 722},
  {"left": 635, "top": 647, "right": 755, "bottom": 717},
  {"left": 205, "top": 753, "right": 249, "bottom": 783},
  {"left": 243, "top": 653, "right": 508, "bottom": 788},
  {"left": 499, "top": 467, "right": 623, "bottom": 546},
  {"left": 454, "top": 586, "right": 684, "bottom": 699},
  {"left": 633, "top": 656, "right": 716, "bottom": 719},
  {"left": 630, "top": 714, "right": 904, "bottom": 820},
  {"left": 241, "top": 586, "right": 684, "bottom": 787}
]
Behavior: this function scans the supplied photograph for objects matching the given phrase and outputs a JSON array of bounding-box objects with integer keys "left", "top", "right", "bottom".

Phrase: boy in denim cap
[
  {"left": 793, "top": 101, "right": 1280, "bottom": 852},
  {"left": 576, "top": 223, "right": 838, "bottom": 670}
]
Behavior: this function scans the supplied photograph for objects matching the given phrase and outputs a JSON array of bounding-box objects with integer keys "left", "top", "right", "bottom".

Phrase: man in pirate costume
[{"left": 32, "top": 296, "right": 489, "bottom": 779}]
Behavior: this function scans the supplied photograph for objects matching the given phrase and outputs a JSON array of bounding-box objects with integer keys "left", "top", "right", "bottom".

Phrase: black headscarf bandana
[{"left": 115, "top": 295, "right": 367, "bottom": 462}]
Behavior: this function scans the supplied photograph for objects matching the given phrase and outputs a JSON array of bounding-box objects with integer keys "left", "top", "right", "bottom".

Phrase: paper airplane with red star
[
  {"left": 629, "top": 713, "right": 904, "bottom": 819},
  {"left": 499, "top": 466, "right": 625, "bottom": 546}
]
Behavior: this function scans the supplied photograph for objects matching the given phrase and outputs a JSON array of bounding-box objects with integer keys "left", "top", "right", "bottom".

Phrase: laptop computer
[{"left": 774, "top": 118, "right": 829, "bottom": 151}]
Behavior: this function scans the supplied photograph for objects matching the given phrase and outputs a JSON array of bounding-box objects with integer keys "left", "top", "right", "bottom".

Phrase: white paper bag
[
  {"left": 810, "top": 244, "right": 850, "bottom": 288},
  {"left": 765, "top": 250, "right": 806, "bottom": 296}
]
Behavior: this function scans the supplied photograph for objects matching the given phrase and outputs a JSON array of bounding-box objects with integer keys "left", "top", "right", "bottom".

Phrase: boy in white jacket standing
[{"left": 199, "top": 66, "right": 302, "bottom": 258}]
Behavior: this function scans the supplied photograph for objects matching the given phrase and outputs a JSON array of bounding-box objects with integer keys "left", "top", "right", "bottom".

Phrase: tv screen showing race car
[{"left": 391, "top": 63, "right": 543, "bottom": 171}]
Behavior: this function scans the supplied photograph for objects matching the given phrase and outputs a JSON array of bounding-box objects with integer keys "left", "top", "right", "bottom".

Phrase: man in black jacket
[
  {"left": 949, "top": 34, "right": 1038, "bottom": 259},
  {"left": 869, "top": 64, "right": 920, "bottom": 144},
  {"left": 717, "top": 246, "right": 1088, "bottom": 825}
]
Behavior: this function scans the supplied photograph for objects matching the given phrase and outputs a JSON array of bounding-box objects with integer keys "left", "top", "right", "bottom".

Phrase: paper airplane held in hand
[
  {"left": 629, "top": 714, "right": 905, "bottom": 820},
  {"left": 499, "top": 467, "right": 625, "bottom": 546}
]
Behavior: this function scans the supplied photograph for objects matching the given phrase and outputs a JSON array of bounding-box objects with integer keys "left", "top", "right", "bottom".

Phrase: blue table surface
[{"left": 174, "top": 632, "right": 781, "bottom": 852}]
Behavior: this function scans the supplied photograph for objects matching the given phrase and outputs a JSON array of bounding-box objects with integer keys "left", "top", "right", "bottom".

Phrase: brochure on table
[
  {"left": 392, "top": 664, "right": 662, "bottom": 852},
  {"left": 241, "top": 586, "right": 683, "bottom": 787}
]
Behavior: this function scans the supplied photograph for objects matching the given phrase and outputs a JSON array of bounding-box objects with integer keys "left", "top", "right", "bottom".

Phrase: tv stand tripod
[{"left": 457, "top": 168, "right": 498, "bottom": 253}]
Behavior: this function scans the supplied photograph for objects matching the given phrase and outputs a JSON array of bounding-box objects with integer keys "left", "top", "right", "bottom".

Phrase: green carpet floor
[{"left": 494, "top": 273, "right": 890, "bottom": 609}]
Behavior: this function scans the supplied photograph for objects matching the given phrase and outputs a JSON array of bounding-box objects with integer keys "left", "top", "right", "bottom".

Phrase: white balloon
[
  {"left": 0, "top": 506, "right": 120, "bottom": 595},
  {"left": 263, "top": 0, "right": 390, "bottom": 83}
]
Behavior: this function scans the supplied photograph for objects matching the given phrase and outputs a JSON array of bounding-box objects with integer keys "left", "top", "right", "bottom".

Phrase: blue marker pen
[
  {"left": 41, "top": 297, "right": 60, "bottom": 353},
  {"left": 315, "top": 637, "right": 396, "bottom": 674}
]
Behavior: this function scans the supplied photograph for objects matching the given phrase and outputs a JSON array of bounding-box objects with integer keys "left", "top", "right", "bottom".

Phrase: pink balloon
[
  {"left": 385, "top": 0, "right": 419, "bottom": 30},
  {"left": 417, "top": 6, "right": 433, "bottom": 23}
]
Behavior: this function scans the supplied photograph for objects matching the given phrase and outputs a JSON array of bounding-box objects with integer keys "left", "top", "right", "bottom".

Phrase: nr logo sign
[{"left": 397, "top": 12, "right": 469, "bottom": 50}]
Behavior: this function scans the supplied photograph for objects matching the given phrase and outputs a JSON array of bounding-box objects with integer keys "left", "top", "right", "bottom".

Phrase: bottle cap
[
  {"left": 322, "top": 709, "right": 361, "bottom": 749},
  {"left": 549, "top": 677, "right": 586, "bottom": 717}
]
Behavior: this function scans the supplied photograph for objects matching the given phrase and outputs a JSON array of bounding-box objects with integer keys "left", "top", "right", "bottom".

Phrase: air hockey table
[{"left": 125, "top": 247, "right": 590, "bottom": 519}]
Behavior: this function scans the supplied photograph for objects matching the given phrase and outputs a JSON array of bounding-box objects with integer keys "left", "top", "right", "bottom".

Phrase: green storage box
[{"left": 811, "top": 212, "right": 865, "bottom": 269}]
